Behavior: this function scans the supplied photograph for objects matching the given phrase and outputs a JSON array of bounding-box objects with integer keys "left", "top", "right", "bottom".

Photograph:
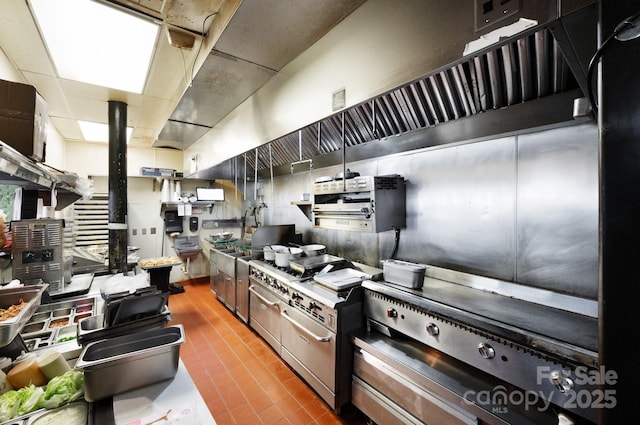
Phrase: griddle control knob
[
  {"left": 386, "top": 308, "right": 398, "bottom": 318},
  {"left": 426, "top": 323, "right": 439, "bottom": 336},
  {"left": 478, "top": 342, "right": 495, "bottom": 359},
  {"left": 549, "top": 370, "right": 575, "bottom": 393}
]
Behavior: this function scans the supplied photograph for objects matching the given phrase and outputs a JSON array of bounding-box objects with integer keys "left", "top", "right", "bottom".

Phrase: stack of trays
[{"left": 76, "top": 287, "right": 170, "bottom": 345}]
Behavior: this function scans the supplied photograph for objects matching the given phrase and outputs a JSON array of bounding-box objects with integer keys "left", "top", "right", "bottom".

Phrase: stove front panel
[{"left": 364, "top": 288, "right": 599, "bottom": 423}]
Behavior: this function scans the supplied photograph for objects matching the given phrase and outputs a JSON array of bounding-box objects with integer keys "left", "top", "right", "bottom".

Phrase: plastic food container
[
  {"left": 381, "top": 259, "right": 427, "bottom": 289},
  {"left": 37, "top": 351, "right": 71, "bottom": 380},
  {"left": 75, "top": 325, "right": 184, "bottom": 401},
  {"left": 6, "top": 355, "right": 48, "bottom": 388}
]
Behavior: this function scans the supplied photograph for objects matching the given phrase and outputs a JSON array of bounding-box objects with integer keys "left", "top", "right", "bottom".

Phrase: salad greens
[
  {"left": 41, "top": 369, "right": 84, "bottom": 409},
  {"left": 0, "top": 370, "right": 83, "bottom": 422}
]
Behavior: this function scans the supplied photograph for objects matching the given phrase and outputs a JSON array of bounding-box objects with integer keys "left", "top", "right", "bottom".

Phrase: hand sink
[{"left": 174, "top": 236, "right": 202, "bottom": 257}]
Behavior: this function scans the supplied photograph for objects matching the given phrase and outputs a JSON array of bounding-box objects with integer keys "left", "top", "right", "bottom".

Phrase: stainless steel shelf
[
  {"left": 291, "top": 201, "right": 312, "bottom": 221},
  {"left": 0, "top": 140, "right": 84, "bottom": 210}
]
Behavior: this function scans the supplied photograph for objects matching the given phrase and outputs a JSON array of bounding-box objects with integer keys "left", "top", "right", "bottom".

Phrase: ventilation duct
[{"left": 192, "top": 3, "right": 596, "bottom": 181}]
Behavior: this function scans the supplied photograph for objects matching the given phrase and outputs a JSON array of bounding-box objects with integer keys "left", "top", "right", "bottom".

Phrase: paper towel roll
[
  {"left": 170, "top": 180, "right": 178, "bottom": 202},
  {"left": 161, "top": 179, "right": 170, "bottom": 202},
  {"left": 175, "top": 181, "right": 182, "bottom": 200}
]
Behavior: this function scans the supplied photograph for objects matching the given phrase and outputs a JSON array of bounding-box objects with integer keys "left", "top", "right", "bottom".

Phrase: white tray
[{"left": 313, "top": 268, "right": 371, "bottom": 291}]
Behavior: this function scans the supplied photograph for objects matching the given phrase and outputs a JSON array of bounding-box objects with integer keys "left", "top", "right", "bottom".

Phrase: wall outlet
[{"left": 475, "top": 0, "right": 521, "bottom": 32}]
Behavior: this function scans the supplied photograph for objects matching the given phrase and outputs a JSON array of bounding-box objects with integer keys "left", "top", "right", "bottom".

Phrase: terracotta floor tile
[
  {"left": 228, "top": 401, "right": 256, "bottom": 423},
  {"left": 170, "top": 282, "right": 368, "bottom": 425},
  {"left": 245, "top": 392, "right": 273, "bottom": 414},
  {"left": 257, "top": 403, "right": 287, "bottom": 424},
  {"left": 240, "top": 414, "right": 265, "bottom": 425},
  {"left": 266, "top": 383, "right": 291, "bottom": 404},
  {"left": 301, "top": 397, "right": 329, "bottom": 419},
  {"left": 273, "top": 392, "right": 302, "bottom": 414},
  {"left": 287, "top": 405, "right": 315, "bottom": 425},
  {"left": 212, "top": 411, "right": 234, "bottom": 425}
]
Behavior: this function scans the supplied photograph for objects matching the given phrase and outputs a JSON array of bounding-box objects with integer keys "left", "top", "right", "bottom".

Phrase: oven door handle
[
  {"left": 248, "top": 285, "right": 279, "bottom": 307},
  {"left": 281, "top": 309, "right": 331, "bottom": 342}
]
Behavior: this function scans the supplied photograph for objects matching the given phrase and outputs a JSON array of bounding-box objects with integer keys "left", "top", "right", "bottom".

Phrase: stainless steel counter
[{"left": 82, "top": 275, "right": 216, "bottom": 424}]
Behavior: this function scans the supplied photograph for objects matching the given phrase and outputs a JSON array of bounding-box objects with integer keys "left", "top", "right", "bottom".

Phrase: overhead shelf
[
  {"left": 161, "top": 201, "right": 216, "bottom": 214},
  {"left": 0, "top": 140, "right": 85, "bottom": 210},
  {"left": 291, "top": 201, "right": 313, "bottom": 221}
]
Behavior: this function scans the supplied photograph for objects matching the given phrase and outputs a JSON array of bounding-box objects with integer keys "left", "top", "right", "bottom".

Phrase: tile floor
[{"left": 169, "top": 279, "right": 370, "bottom": 425}]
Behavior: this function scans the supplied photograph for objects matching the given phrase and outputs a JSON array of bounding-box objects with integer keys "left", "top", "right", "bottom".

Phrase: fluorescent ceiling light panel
[
  {"left": 79, "top": 121, "right": 133, "bottom": 144},
  {"left": 30, "top": 0, "right": 159, "bottom": 94}
]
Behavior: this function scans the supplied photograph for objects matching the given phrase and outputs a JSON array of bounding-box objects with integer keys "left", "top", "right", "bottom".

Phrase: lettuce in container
[{"left": 0, "top": 369, "right": 84, "bottom": 421}]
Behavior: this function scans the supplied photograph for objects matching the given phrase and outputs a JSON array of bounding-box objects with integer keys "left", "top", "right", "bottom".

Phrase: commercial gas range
[
  {"left": 354, "top": 265, "right": 599, "bottom": 425},
  {"left": 248, "top": 255, "right": 372, "bottom": 412}
]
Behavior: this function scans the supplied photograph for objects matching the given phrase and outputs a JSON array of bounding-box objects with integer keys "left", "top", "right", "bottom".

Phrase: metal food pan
[
  {"left": 75, "top": 325, "right": 184, "bottom": 401},
  {"left": 20, "top": 296, "right": 97, "bottom": 349},
  {"left": 0, "top": 285, "right": 47, "bottom": 347},
  {"left": 381, "top": 259, "right": 427, "bottom": 289}
]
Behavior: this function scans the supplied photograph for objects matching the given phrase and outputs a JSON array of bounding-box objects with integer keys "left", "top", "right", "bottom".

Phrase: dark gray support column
[
  {"left": 599, "top": 0, "right": 640, "bottom": 423},
  {"left": 108, "top": 100, "right": 128, "bottom": 274}
]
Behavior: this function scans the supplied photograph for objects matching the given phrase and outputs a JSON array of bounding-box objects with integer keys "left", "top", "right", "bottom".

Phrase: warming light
[
  {"left": 29, "top": 0, "right": 159, "bottom": 94},
  {"left": 78, "top": 121, "right": 133, "bottom": 144}
]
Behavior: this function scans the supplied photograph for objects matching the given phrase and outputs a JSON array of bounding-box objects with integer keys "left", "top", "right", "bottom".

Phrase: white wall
[
  {"left": 90, "top": 175, "right": 242, "bottom": 282},
  {"left": 186, "top": 0, "right": 456, "bottom": 171},
  {"left": 64, "top": 141, "right": 183, "bottom": 178}
]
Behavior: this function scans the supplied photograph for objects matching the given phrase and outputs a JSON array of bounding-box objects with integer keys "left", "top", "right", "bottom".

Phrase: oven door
[
  {"left": 248, "top": 284, "right": 281, "bottom": 355},
  {"left": 280, "top": 307, "right": 336, "bottom": 399}
]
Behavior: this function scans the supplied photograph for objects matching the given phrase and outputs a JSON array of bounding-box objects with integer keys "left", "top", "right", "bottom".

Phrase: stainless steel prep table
[{"left": 84, "top": 275, "right": 217, "bottom": 424}]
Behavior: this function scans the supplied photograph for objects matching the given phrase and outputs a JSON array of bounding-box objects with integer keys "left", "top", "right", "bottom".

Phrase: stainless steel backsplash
[{"left": 262, "top": 122, "right": 598, "bottom": 300}]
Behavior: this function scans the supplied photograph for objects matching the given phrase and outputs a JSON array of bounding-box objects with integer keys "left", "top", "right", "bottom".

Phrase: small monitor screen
[{"left": 196, "top": 187, "right": 225, "bottom": 201}]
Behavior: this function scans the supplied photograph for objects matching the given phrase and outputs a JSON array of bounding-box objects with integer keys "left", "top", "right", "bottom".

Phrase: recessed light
[
  {"left": 78, "top": 121, "right": 133, "bottom": 144},
  {"left": 30, "top": 0, "right": 159, "bottom": 94}
]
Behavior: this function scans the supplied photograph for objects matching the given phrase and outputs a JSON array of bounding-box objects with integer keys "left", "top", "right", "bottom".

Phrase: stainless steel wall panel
[
  {"left": 260, "top": 123, "right": 597, "bottom": 301},
  {"left": 515, "top": 124, "right": 598, "bottom": 299},
  {"left": 405, "top": 138, "right": 517, "bottom": 280}
]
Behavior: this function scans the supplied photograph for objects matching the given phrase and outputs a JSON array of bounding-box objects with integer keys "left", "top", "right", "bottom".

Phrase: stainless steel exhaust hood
[
  {"left": 0, "top": 140, "right": 83, "bottom": 210},
  {"left": 192, "top": 3, "right": 597, "bottom": 182}
]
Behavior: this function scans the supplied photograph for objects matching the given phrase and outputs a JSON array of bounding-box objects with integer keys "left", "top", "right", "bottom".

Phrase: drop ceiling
[{"left": 0, "top": 0, "right": 366, "bottom": 151}]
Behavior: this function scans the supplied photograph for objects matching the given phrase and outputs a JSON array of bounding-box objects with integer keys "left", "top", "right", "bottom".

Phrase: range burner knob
[
  {"left": 549, "top": 370, "right": 575, "bottom": 393},
  {"left": 426, "top": 323, "right": 440, "bottom": 336},
  {"left": 292, "top": 292, "right": 302, "bottom": 301},
  {"left": 477, "top": 342, "right": 495, "bottom": 359},
  {"left": 386, "top": 308, "right": 398, "bottom": 318}
]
